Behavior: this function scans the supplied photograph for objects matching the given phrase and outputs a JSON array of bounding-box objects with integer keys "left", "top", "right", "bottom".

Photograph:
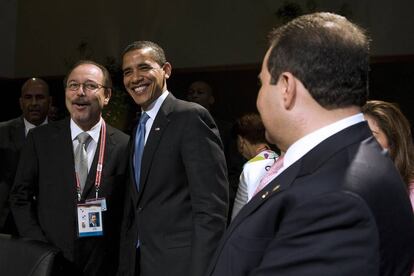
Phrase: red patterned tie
[{"left": 254, "top": 155, "right": 284, "bottom": 195}]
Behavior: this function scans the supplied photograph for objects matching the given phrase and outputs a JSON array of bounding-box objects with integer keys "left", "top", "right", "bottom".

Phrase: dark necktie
[
  {"left": 134, "top": 112, "right": 150, "bottom": 191},
  {"left": 75, "top": 132, "right": 91, "bottom": 194}
]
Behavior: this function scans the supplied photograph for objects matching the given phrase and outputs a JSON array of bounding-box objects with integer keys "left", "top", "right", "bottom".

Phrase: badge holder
[
  {"left": 77, "top": 202, "right": 104, "bottom": 237},
  {"left": 75, "top": 121, "right": 108, "bottom": 238}
]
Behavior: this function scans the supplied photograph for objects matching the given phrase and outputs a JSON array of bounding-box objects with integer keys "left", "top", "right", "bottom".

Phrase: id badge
[{"left": 77, "top": 202, "right": 103, "bottom": 237}]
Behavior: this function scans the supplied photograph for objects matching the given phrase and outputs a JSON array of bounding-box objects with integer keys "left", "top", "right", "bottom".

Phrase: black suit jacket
[
  {"left": 208, "top": 122, "right": 414, "bottom": 276},
  {"left": 118, "top": 93, "right": 228, "bottom": 276},
  {"left": 10, "top": 118, "right": 129, "bottom": 275},
  {"left": 0, "top": 117, "right": 25, "bottom": 233}
]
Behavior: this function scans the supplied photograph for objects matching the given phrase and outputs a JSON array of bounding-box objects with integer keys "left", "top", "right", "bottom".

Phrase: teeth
[{"left": 133, "top": 85, "right": 147, "bottom": 93}]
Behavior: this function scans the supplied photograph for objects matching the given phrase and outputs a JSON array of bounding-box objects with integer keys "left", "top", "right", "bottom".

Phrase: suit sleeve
[
  {"left": 9, "top": 131, "right": 47, "bottom": 241},
  {"left": 181, "top": 108, "right": 229, "bottom": 276},
  {"left": 251, "top": 192, "right": 379, "bottom": 275}
]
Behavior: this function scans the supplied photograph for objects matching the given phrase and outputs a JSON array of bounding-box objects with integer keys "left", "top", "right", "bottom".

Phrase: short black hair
[
  {"left": 122, "top": 41, "right": 167, "bottom": 66},
  {"left": 267, "top": 12, "right": 370, "bottom": 109}
]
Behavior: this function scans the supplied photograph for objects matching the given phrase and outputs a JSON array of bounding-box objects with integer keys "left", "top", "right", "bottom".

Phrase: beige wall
[{"left": 2, "top": 0, "right": 414, "bottom": 78}]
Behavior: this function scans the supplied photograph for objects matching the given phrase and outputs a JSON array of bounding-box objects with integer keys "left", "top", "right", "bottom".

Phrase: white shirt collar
[
  {"left": 142, "top": 90, "right": 169, "bottom": 119},
  {"left": 70, "top": 117, "right": 102, "bottom": 143},
  {"left": 23, "top": 117, "right": 48, "bottom": 136},
  {"left": 282, "top": 113, "right": 365, "bottom": 174}
]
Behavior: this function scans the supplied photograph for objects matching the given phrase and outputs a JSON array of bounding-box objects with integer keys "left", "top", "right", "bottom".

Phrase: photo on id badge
[{"left": 77, "top": 203, "right": 103, "bottom": 237}]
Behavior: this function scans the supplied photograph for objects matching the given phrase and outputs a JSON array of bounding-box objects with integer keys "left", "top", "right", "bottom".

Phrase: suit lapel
[
  {"left": 48, "top": 118, "right": 78, "bottom": 199},
  {"left": 207, "top": 160, "right": 301, "bottom": 275},
  {"left": 136, "top": 94, "right": 174, "bottom": 203}
]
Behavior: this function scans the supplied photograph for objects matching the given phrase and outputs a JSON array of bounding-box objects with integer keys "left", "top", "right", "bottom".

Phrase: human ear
[
  {"left": 162, "top": 62, "right": 172, "bottom": 79},
  {"left": 280, "top": 72, "right": 296, "bottom": 110}
]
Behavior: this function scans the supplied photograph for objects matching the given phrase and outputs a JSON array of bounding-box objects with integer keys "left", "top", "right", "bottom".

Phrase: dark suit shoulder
[
  {"left": 106, "top": 123, "right": 129, "bottom": 143},
  {"left": 26, "top": 118, "right": 68, "bottom": 137},
  {"left": 0, "top": 117, "right": 23, "bottom": 129},
  {"left": 169, "top": 95, "right": 208, "bottom": 113}
]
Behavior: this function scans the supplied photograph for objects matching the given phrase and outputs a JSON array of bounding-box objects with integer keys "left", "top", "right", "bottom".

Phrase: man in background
[
  {"left": 0, "top": 78, "right": 51, "bottom": 234},
  {"left": 186, "top": 80, "right": 245, "bottom": 223}
]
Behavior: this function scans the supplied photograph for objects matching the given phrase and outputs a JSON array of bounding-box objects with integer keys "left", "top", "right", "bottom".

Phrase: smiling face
[
  {"left": 65, "top": 64, "right": 110, "bottom": 131},
  {"left": 122, "top": 48, "right": 171, "bottom": 110}
]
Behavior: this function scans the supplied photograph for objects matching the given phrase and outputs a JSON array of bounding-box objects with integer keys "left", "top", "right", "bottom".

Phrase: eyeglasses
[{"left": 66, "top": 81, "right": 109, "bottom": 92}]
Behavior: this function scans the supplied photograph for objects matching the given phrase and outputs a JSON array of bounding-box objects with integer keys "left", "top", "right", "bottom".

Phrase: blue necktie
[{"left": 134, "top": 112, "right": 150, "bottom": 191}]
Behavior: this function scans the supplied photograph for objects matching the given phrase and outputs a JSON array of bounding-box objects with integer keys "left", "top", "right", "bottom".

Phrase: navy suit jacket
[
  {"left": 208, "top": 122, "right": 414, "bottom": 276},
  {"left": 10, "top": 118, "right": 129, "bottom": 275},
  {"left": 119, "top": 93, "right": 228, "bottom": 276}
]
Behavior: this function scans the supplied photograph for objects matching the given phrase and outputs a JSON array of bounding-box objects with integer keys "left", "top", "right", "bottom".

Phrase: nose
[
  {"left": 130, "top": 70, "right": 143, "bottom": 83},
  {"left": 76, "top": 85, "right": 86, "bottom": 96},
  {"left": 30, "top": 97, "right": 38, "bottom": 105}
]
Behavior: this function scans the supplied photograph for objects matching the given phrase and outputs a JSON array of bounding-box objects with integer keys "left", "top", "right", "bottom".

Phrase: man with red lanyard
[{"left": 10, "top": 60, "right": 129, "bottom": 275}]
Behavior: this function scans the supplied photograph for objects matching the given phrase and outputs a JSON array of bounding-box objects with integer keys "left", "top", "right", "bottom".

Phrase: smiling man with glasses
[{"left": 10, "top": 60, "right": 130, "bottom": 275}]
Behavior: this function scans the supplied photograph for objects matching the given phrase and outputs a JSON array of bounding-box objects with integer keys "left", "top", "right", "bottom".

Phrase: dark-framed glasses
[{"left": 66, "top": 81, "right": 108, "bottom": 92}]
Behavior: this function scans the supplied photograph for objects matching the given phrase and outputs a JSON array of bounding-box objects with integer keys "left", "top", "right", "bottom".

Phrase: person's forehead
[
  {"left": 22, "top": 83, "right": 48, "bottom": 95},
  {"left": 259, "top": 48, "right": 272, "bottom": 78},
  {"left": 123, "top": 48, "right": 158, "bottom": 65},
  {"left": 68, "top": 64, "right": 104, "bottom": 81},
  {"left": 188, "top": 82, "right": 211, "bottom": 95}
]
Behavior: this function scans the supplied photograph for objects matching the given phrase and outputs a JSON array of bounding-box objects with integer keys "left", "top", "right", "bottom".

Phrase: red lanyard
[{"left": 76, "top": 120, "right": 107, "bottom": 201}]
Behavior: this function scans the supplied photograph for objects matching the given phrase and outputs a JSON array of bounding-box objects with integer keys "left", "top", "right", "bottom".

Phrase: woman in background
[
  {"left": 362, "top": 100, "right": 414, "bottom": 210},
  {"left": 231, "top": 113, "right": 278, "bottom": 220}
]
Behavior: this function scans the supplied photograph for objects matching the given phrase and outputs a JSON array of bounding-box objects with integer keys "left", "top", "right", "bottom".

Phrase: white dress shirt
[
  {"left": 142, "top": 91, "right": 169, "bottom": 144},
  {"left": 268, "top": 113, "right": 365, "bottom": 183}
]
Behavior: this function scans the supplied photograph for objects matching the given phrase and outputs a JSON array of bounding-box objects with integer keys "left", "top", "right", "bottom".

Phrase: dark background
[{"left": 1, "top": 56, "right": 414, "bottom": 133}]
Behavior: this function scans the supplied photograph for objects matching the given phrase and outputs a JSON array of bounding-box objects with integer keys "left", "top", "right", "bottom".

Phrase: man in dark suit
[
  {"left": 208, "top": 12, "right": 414, "bottom": 275},
  {"left": 118, "top": 41, "right": 228, "bottom": 276},
  {"left": 10, "top": 60, "right": 129, "bottom": 275},
  {"left": 186, "top": 81, "right": 246, "bottom": 223},
  {"left": 0, "top": 78, "right": 51, "bottom": 234}
]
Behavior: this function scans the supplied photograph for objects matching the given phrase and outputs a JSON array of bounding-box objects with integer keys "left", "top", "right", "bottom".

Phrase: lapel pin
[
  {"left": 261, "top": 191, "right": 269, "bottom": 199},
  {"left": 272, "top": 185, "right": 280, "bottom": 192},
  {"left": 155, "top": 127, "right": 160, "bottom": 131}
]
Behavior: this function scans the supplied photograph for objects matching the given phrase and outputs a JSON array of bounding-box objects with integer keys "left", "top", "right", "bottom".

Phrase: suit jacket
[
  {"left": 118, "top": 94, "right": 229, "bottom": 276},
  {"left": 208, "top": 122, "right": 414, "bottom": 276},
  {"left": 10, "top": 118, "right": 129, "bottom": 276},
  {"left": 0, "top": 117, "right": 25, "bottom": 233}
]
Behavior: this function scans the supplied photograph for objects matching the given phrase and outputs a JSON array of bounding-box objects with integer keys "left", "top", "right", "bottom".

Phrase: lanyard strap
[{"left": 76, "top": 120, "right": 107, "bottom": 201}]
